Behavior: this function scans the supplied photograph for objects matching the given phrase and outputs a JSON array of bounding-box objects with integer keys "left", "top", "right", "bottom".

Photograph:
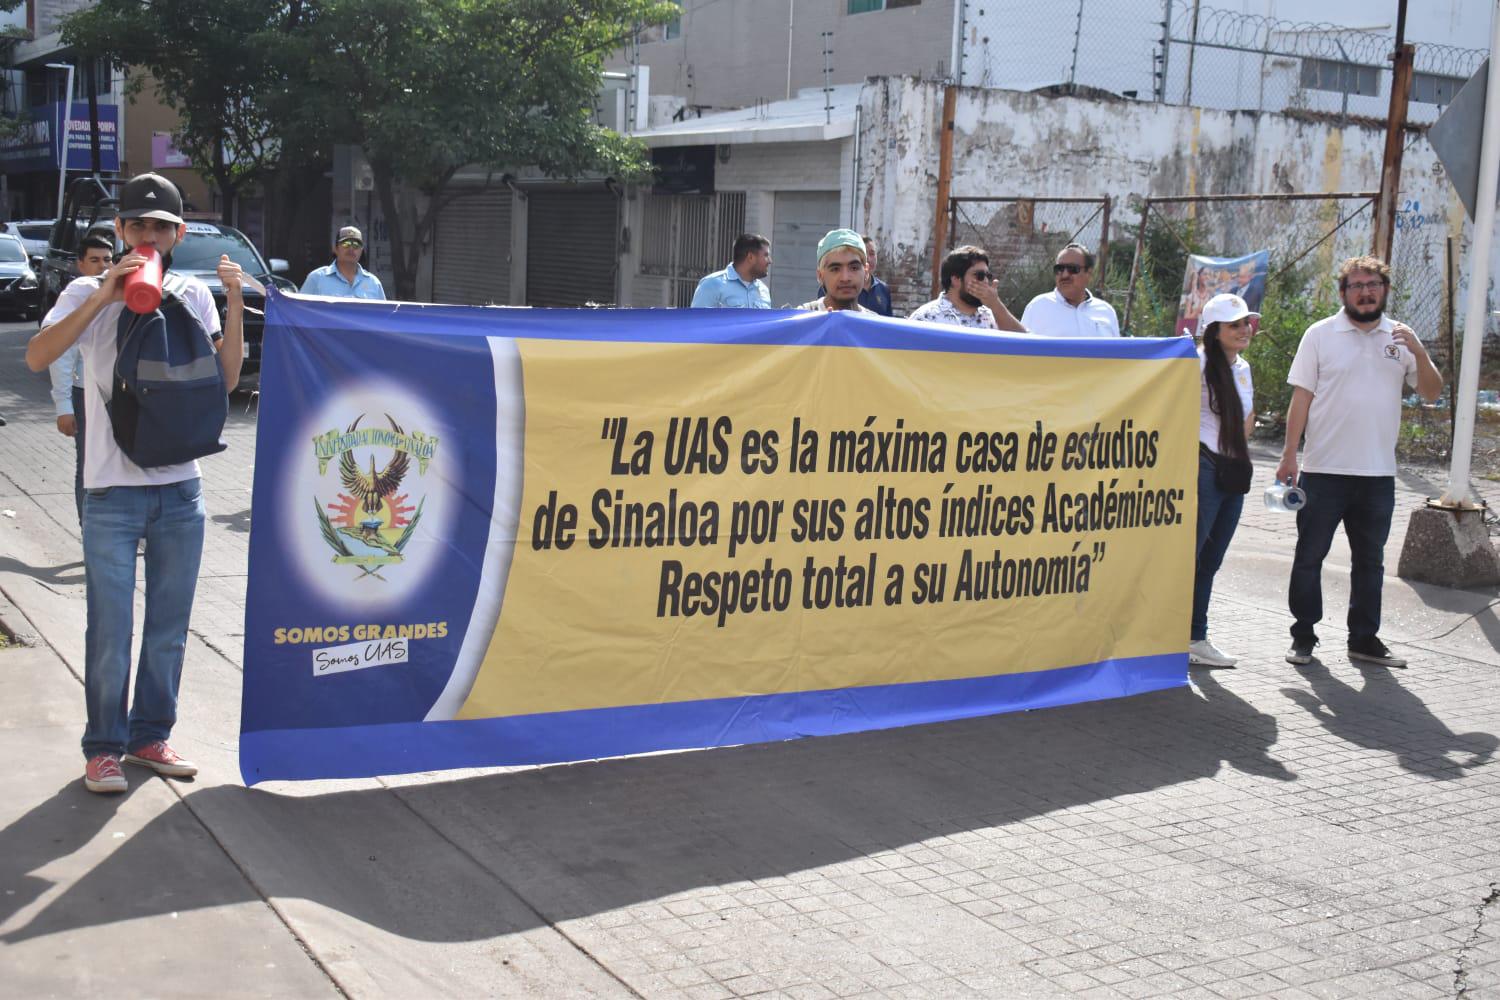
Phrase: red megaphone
[{"left": 123, "top": 246, "right": 163, "bottom": 314}]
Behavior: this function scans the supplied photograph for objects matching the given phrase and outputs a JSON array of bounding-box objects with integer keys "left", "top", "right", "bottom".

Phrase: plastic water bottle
[
  {"left": 1264, "top": 479, "right": 1308, "bottom": 513},
  {"left": 122, "top": 246, "right": 162, "bottom": 314}
]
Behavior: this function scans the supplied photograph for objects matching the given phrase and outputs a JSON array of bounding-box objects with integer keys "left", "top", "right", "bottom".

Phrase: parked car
[
  {"left": 2, "top": 219, "right": 56, "bottom": 262},
  {"left": 39, "top": 177, "right": 292, "bottom": 391},
  {"left": 170, "top": 221, "right": 295, "bottom": 389},
  {"left": 0, "top": 233, "right": 41, "bottom": 319}
]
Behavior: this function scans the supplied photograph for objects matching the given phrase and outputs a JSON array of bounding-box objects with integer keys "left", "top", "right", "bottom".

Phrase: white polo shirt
[
  {"left": 1286, "top": 309, "right": 1417, "bottom": 477},
  {"left": 1021, "top": 288, "right": 1120, "bottom": 338}
]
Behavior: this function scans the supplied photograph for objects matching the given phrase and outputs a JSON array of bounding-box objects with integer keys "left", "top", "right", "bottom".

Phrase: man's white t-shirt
[
  {"left": 1286, "top": 310, "right": 1418, "bottom": 477},
  {"left": 1198, "top": 349, "right": 1253, "bottom": 454},
  {"left": 1021, "top": 288, "right": 1120, "bottom": 338},
  {"left": 43, "top": 273, "right": 222, "bottom": 489}
]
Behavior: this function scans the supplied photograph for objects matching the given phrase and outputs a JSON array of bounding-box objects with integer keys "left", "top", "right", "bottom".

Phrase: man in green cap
[{"left": 800, "top": 229, "right": 875, "bottom": 313}]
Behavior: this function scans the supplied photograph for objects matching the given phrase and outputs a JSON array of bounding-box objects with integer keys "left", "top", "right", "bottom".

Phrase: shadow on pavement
[
  {"left": 1282, "top": 659, "right": 1497, "bottom": 780},
  {"left": 1190, "top": 668, "right": 1296, "bottom": 781},
  {"left": 210, "top": 509, "right": 252, "bottom": 534},
  {"left": 0, "top": 779, "right": 145, "bottom": 927},
  {"left": 0, "top": 556, "right": 84, "bottom": 588},
  {"left": 1406, "top": 580, "right": 1500, "bottom": 651},
  {"left": 3, "top": 679, "right": 1301, "bottom": 944}
]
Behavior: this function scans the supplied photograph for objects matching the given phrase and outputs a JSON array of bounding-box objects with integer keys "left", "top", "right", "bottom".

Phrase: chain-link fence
[
  {"left": 957, "top": 0, "right": 1485, "bottom": 125},
  {"left": 1119, "top": 189, "right": 1470, "bottom": 423},
  {"left": 1122, "top": 192, "right": 1380, "bottom": 415},
  {"left": 946, "top": 196, "right": 1111, "bottom": 316}
]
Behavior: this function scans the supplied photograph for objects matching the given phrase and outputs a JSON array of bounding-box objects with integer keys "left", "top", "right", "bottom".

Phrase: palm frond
[
  {"left": 315, "top": 497, "right": 353, "bottom": 556},
  {"left": 394, "top": 497, "right": 424, "bottom": 552}
]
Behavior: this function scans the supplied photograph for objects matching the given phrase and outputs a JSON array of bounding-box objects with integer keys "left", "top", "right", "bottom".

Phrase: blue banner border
[
  {"left": 268, "top": 293, "right": 1197, "bottom": 362},
  {"left": 240, "top": 653, "right": 1186, "bottom": 784}
]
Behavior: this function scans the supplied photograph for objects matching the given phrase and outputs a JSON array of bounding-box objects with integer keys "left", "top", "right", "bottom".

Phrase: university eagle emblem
[{"left": 311, "top": 413, "right": 439, "bottom": 581}]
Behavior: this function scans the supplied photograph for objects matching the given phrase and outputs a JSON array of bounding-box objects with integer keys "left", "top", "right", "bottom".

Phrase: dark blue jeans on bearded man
[{"left": 1288, "top": 472, "right": 1395, "bottom": 646}]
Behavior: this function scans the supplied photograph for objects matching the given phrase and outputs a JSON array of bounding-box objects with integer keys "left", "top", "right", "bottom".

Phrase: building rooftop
[{"left": 632, "top": 85, "right": 861, "bottom": 147}]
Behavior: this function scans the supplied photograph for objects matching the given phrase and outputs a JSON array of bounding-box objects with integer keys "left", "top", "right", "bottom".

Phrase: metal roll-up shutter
[
  {"left": 526, "top": 190, "right": 619, "bottom": 307},
  {"left": 432, "top": 188, "right": 513, "bottom": 305}
]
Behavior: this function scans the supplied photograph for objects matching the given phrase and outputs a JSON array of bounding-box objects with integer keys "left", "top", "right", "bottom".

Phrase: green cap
[{"left": 816, "top": 228, "right": 866, "bottom": 264}]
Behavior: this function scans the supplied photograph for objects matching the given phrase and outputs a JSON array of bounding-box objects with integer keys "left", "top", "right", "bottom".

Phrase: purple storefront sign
[{"left": 151, "top": 131, "right": 192, "bottom": 169}]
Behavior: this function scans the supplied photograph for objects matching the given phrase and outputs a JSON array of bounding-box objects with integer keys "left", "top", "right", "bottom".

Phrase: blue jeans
[
  {"left": 1288, "top": 473, "right": 1395, "bottom": 645},
  {"left": 70, "top": 385, "right": 85, "bottom": 526},
  {"left": 1193, "top": 451, "right": 1244, "bottom": 641},
  {"left": 81, "top": 479, "right": 206, "bottom": 759}
]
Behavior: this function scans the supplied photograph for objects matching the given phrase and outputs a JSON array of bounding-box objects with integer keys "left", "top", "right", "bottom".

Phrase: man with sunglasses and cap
[
  {"left": 1022, "top": 243, "right": 1120, "bottom": 338},
  {"left": 24, "top": 172, "right": 246, "bottom": 794},
  {"left": 909, "top": 245, "right": 1026, "bottom": 331},
  {"left": 301, "top": 225, "right": 386, "bottom": 299}
]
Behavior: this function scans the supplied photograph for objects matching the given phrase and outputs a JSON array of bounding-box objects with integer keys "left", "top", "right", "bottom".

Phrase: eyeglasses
[
  {"left": 1344, "top": 279, "right": 1386, "bottom": 293},
  {"left": 1054, "top": 263, "right": 1084, "bottom": 275},
  {"left": 969, "top": 271, "right": 994, "bottom": 282},
  {"left": 336, "top": 239, "right": 363, "bottom": 248}
]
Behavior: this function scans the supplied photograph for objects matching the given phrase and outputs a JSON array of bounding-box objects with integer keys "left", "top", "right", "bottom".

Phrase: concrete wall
[
  {"left": 609, "top": 0, "right": 957, "bottom": 111},
  {"left": 855, "top": 77, "right": 1476, "bottom": 332}
]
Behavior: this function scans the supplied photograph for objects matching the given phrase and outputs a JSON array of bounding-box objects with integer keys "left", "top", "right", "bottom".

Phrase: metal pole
[
  {"left": 1158, "top": 0, "right": 1172, "bottom": 103},
  {"left": 85, "top": 59, "right": 101, "bottom": 175},
  {"left": 1068, "top": 0, "right": 1085, "bottom": 91},
  {"left": 1097, "top": 195, "right": 1111, "bottom": 281},
  {"left": 786, "top": 0, "right": 795, "bottom": 101},
  {"left": 1446, "top": 234, "right": 1457, "bottom": 456},
  {"left": 930, "top": 85, "right": 958, "bottom": 296},
  {"left": 46, "top": 62, "right": 74, "bottom": 217},
  {"left": 1122, "top": 197, "right": 1151, "bottom": 333},
  {"left": 1442, "top": 3, "right": 1500, "bottom": 507},
  {"left": 1184, "top": 0, "right": 1200, "bottom": 106}
]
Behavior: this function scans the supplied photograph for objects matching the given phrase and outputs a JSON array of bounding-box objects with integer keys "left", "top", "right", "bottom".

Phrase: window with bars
[
  {"left": 640, "top": 191, "right": 747, "bottom": 280},
  {"left": 1299, "top": 57, "right": 1380, "bottom": 97},
  {"left": 847, "top": 0, "right": 920, "bottom": 13},
  {"left": 1411, "top": 71, "right": 1465, "bottom": 106},
  {"left": 639, "top": 0, "right": 681, "bottom": 41}
]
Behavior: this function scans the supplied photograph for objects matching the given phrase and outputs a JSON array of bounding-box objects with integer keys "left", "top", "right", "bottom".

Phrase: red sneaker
[
  {"left": 123, "top": 740, "right": 198, "bottom": 778},
  {"left": 84, "top": 754, "right": 127, "bottom": 794}
]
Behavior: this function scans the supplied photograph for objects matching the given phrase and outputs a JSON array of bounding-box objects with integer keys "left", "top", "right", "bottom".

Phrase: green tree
[
  {"left": 63, "top": 0, "right": 324, "bottom": 229},
  {"left": 301, "top": 0, "right": 675, "bottom": 299},
  {"left": 0, "top": 0, "right": 31, "bottom": 142},
  {"left": 64, "top": 0, "right": 675, "bottom": 299}
]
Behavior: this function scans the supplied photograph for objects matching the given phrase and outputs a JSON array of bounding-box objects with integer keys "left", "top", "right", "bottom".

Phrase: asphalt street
[{"left": 1, "top": 317, "right": 1499, "bottom": 999}]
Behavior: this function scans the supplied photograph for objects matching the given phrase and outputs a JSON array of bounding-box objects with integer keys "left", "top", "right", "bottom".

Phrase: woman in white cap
[{"left": 1189, "top": 293, "right": 1257, "bottom": 668}]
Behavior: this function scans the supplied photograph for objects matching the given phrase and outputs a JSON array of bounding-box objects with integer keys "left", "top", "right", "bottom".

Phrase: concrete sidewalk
[{"left": 2, "top": 318, "right": 1500, "bottom": 998}]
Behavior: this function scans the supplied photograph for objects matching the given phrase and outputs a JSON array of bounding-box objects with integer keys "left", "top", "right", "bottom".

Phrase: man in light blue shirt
[
  {"left": 301, "top": 225, "right": 386, "bottom": 299},
  {"left": 691, "top": 233, "right": 772, "bottom": 308},
  {"left": 48, "top": 229, "right": 115, "bottom": 523}
]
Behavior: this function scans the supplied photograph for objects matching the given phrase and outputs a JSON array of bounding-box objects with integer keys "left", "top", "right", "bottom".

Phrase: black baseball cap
[{"left": 116, "top": 173, "right": 184, "bottom": 225}]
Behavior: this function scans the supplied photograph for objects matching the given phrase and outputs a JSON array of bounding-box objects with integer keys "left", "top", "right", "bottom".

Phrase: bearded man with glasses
[
  {"left": 301, "top": 225, "right": 386, "bottom": 299},
  {"left": 1021, "top": 242, "right": 1119, "bottom": 338},
  {"left": 1276, "top": 256, "right": 1443, "bottom": 670},
  {"left": 909, "top": 245, "right": 1025, "bottom": 331}
]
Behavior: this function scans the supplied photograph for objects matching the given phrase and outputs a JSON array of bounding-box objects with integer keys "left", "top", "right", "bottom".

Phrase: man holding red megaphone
[{"left": 24, "top": 173, "right": 247, "bottom": 794}]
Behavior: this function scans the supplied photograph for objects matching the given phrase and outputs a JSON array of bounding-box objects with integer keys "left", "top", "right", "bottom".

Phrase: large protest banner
[{"left": 240, "top": 295, "right": 1199, "bottom": 784}]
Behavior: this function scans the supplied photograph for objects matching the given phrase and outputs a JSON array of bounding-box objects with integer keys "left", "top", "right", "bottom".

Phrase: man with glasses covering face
[
  {"left": 1021, "top": 242, "right": 1119, "bottom": 338},
  {"left": 1277, "top": 256, "right": 1442, "bottom": 670},
  {"left": 909, "top": 245, "right": 1025, "bottom": 331},
  {"left": 301, "top": 225, "right": 386, "bottom": 299}
]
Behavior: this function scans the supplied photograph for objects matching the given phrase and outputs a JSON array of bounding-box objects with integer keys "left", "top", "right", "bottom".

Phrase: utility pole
[
  {"left": 930, "top": 85, "right": 957, "bottom": 296},
  {"left": 1372, "top": 0, "right": 1414, "bottom": 262}
]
